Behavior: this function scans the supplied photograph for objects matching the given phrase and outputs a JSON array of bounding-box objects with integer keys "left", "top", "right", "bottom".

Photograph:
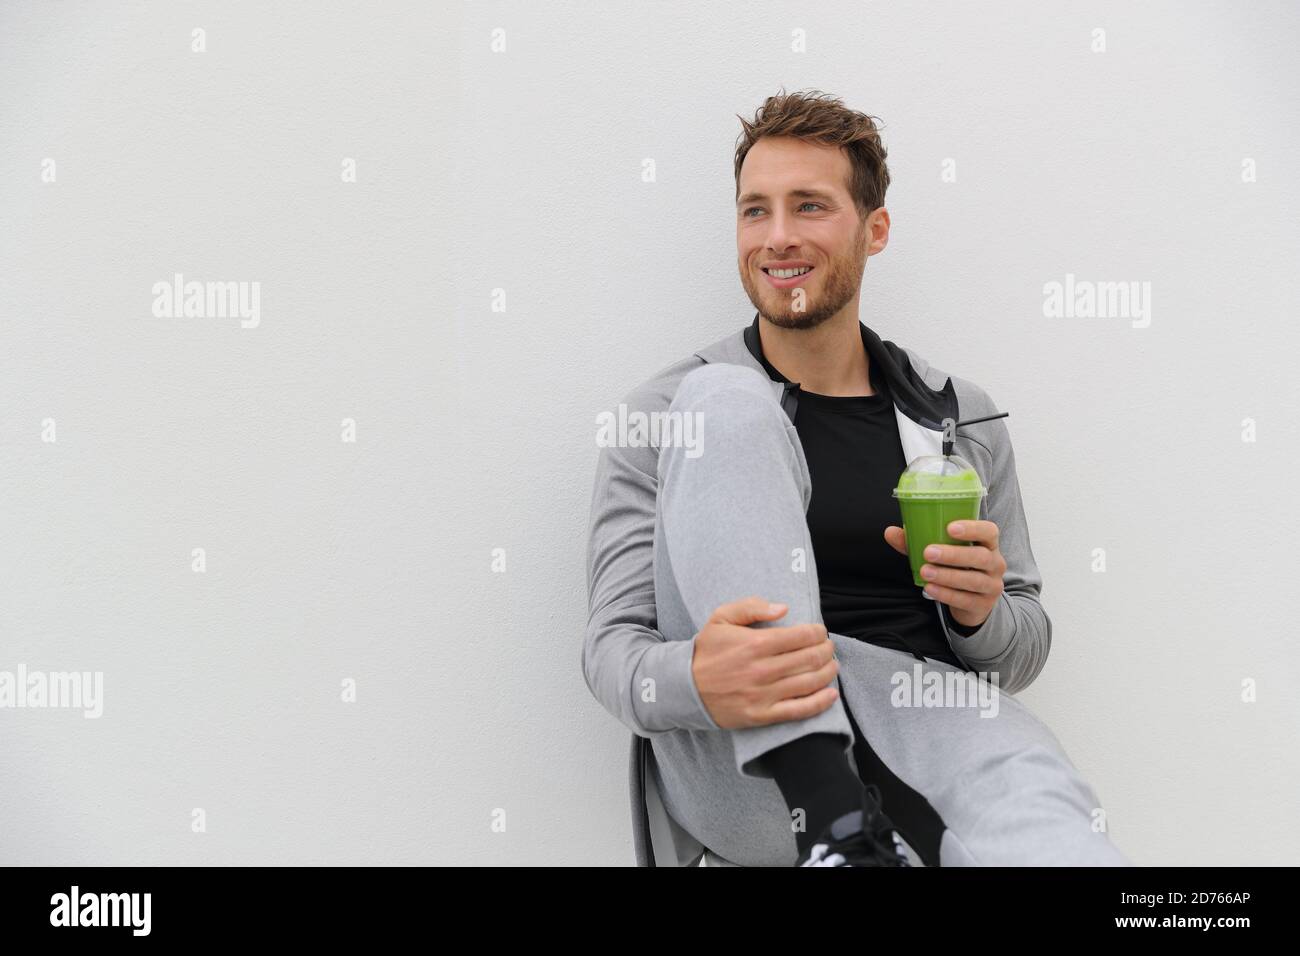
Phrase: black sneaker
[{"left": 795, "top": 784, "right": 911, "bottom": 867}]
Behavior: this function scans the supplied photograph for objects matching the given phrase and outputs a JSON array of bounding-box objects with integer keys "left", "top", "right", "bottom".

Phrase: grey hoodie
[{"left": 582, "top": 315, "right": 1052, "bottom": 865}]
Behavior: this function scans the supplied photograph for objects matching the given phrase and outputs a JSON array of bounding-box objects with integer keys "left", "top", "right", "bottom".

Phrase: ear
[{"left": 866, "top": 206, "right": 891, "bottom": 256}]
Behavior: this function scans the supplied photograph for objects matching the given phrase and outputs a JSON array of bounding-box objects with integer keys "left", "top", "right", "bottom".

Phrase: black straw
[
  {"left": 942, "top": 410, "right": 1009, "bottom": 457},
  {"left": 954, "top": 411, "right": 1009, "bottom": 428}
]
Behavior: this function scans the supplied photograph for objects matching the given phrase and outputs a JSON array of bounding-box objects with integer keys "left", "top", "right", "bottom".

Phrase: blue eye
[{"left": 742, "top": 202, "right": 823, "bottom": 217}]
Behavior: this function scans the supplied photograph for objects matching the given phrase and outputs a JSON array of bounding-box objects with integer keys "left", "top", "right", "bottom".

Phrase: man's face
[{"left": 736, "top": 136, "right": 884, "bottom": 330}]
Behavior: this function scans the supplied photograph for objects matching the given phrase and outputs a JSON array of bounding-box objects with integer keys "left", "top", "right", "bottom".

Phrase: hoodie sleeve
[
  {"left": 938, "top": 389, "right": 1052, "bottom": 694},
  {"left": 582, "top": 425, "right": 722, "bottom": 737}
]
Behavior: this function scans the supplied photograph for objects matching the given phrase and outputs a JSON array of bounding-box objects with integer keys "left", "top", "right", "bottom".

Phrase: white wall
[{"left": 2, "top": 1, "right": 1296, "bottom": 865}]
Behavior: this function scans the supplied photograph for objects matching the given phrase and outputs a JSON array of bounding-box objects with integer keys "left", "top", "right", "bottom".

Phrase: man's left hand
[{"left": 883, "top": 520, "right": 1007, "bottom": 630}]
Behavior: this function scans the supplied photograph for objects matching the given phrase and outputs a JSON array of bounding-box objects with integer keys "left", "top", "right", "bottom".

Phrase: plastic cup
[{"left": 892, "top": 454, "right": 988, "bottom": 591}]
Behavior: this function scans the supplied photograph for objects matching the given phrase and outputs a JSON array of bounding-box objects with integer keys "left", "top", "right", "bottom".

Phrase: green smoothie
[{"left": 892, "top": 455, "right": 987, "bottom": 589}]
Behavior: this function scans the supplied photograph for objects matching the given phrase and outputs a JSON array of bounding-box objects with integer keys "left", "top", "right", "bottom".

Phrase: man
[{"left": 583, "top": 90, "right": 1130, "bottom": 867}]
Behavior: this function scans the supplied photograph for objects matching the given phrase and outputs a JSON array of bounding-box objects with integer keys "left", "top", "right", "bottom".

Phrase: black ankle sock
[{"left": 763, "top": 732, "right": 864, "bottom": 855}]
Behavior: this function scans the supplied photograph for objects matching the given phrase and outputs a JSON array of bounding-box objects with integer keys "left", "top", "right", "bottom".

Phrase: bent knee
[{"left": 673, "top": 363, "right": 776, "bottom": 411}]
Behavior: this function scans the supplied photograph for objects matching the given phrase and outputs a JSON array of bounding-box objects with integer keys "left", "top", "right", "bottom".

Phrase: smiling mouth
[{"left": 761, "top": 265, "right": 816, "bottom": 288}]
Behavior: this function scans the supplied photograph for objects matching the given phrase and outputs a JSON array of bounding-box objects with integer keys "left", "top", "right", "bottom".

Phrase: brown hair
[{"left": 734, "top": 88, "right": 891, "bottom": 220}]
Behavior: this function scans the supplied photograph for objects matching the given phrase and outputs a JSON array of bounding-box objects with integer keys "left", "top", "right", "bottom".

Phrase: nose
[{"left": 763, "top": 209, "right": 800, "bottom": 255}]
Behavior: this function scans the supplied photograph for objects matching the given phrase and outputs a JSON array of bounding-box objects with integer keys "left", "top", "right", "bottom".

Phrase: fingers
[
  {"left": 921, "top": 581, "right": 989, "bottom": 612},
  {"left": 757, "top": 631, "right": 836, "bottom": 683},
  {"left": 920, "top": 563, "right": 1003, "bottom": 596},
  {"left": 766, "top": 656, "right": 839, "bottom": 701},
  {"left": 882, "top": 525, "right": 908, "bottom": 556},
  {"left": 749, "top": 621, "right": 830, "bottom": 657},
  {"left": 710, "top": 596, "right": 789, "bottom": 627},
  {"left": 920, "top": 542, "right": 1004, "bottom": 573},
  {"left": 887, "top": 522, "right": 1003, "bottom": 566},
  {"left": 761, "top": 685, "right": 841, "bottom": 725},
  {"left": 945, "top": 519, "right": 1000, "bottom": 552}
]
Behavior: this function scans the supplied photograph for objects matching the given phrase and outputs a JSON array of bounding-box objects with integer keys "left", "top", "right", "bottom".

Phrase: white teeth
[{"left": 767, "top": 266, "right": 811, "bottom": 278}]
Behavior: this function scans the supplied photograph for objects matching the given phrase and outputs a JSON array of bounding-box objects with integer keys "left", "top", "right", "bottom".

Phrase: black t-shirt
[{"left": 756, "top": 351, "right": 964, "bottom": 668}]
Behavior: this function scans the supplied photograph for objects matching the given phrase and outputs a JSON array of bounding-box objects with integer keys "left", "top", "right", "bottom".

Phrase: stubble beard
[{"left": 741, "top": 219, "right": 869, "bottom": 331}]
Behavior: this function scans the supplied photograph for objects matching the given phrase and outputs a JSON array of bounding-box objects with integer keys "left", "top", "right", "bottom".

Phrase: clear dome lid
[{"left": 892, "top": 454, "right": 987, "bottom": 498}]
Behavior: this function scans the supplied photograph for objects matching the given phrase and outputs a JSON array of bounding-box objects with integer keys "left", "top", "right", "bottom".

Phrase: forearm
[
  {"left": 583, "top": 601, "right": 720, "bottom": 736},
  {"left": 940, "top": 591, "right": 1051, "bottom": 694}
]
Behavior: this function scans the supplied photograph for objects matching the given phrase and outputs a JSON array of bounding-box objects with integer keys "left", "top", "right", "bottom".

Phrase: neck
[{"left": 758, "top": 312, "right": 872, "bottom": 397}]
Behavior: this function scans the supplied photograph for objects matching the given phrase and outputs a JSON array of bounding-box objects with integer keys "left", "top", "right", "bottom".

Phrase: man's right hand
[{"left": 691, "top": 597, "right": 841, "bottom": 730}]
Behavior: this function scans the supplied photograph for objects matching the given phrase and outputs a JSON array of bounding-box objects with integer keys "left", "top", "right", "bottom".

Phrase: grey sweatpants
[{"left": 648, "top": 362, "right": 1131, "bottom": 867}]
